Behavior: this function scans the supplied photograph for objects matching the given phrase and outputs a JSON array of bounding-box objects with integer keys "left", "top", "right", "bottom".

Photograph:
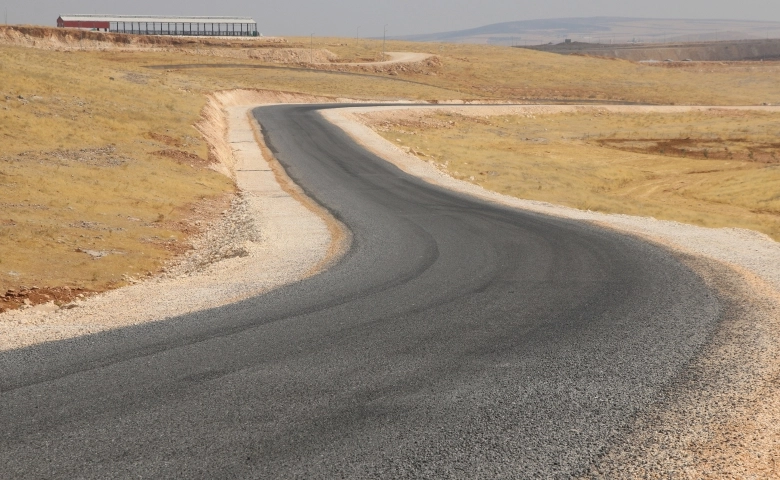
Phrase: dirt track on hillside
[{"left": 319, "top": 51, "right": 433, "bottom": 66}]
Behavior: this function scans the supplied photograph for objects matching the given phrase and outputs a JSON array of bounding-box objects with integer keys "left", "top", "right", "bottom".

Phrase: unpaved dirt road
[{"left": 320, "top": 51, "right": 434, "bottom": 66}]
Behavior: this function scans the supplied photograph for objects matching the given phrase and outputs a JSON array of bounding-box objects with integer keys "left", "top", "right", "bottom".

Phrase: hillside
[
  {"left": 522, "top": 38, "right": 780, "bottom": 62},
  {"left": 394, "top": 17, "right": 780, "bottom": 46}
]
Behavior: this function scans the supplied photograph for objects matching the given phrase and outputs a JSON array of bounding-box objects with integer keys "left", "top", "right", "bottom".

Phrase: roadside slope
[{"left": 0, "top": 92, "right": 346, "bottom": 351}]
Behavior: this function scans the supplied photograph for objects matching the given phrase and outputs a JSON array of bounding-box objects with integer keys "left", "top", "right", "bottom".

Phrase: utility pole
[
  {"left": 383, "top": 24, "right": 387, "bottom": 61},
  {"left": 310, "top": 33, "right": 313, "bottom": 64},
  {"left": 356, "top": 26, "right": 360, "bottom": 46}
]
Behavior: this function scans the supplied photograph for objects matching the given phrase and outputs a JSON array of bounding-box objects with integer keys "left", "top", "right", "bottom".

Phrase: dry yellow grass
[
  {"left": 1, "top": 41, "right": 459, "bottom": 299},
  {"left": 300, "top": 38, "right": 780, "bottom": 105},
  {"left": 367, "top": 109, "right": 780, "bottom": 240},
  {"left": 0, "top": 45, "right": 234, "bottom": 295},
  {"left": 134, "top": 36, "right": 780, "bottom": 105}
]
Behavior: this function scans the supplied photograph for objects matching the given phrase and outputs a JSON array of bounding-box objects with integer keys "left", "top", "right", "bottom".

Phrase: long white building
[{"left": 57, "top": 15, "right": 259, "bottom": 37}]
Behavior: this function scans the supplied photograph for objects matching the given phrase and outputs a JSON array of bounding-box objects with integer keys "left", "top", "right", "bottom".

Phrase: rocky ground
[
  {"left": 161, "top": 193, "right": 259, "bottom": 278},
  {"left": 0, "top": 286, "right": 93, "bottom": 314}
]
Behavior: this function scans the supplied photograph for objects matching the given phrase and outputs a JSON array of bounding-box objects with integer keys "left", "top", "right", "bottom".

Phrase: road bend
[{"left": 0, "top": 104, "right": 720, "bottom": 478}]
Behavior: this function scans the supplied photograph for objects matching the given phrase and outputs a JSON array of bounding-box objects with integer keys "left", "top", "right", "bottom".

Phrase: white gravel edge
[
  {"left": 0, "top": 103, "right": 333, "bottom": 351},
  {"left": 326, "top": 104, "right": 780, "bottom": 478},
  {"left": 321, "top": 105, "right": 780, "bottom": 294}
]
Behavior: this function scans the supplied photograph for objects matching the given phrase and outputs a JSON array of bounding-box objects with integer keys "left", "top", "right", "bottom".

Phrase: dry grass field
[
  {"left": 292, "top": 37, "right": 780, "bottom": 105},
  {"left": 0, "top": 45, "right": 234, "bottom": 302},
  {"left": 365, "top": 108, "right": 780, "bottom": 240},
  {"left": 2, "top": 27, "right": 780, "bottom": 308}
]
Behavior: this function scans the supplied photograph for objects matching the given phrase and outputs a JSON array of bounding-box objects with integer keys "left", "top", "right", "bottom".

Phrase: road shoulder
[{"left": 0, "top": 93, "right": 342, "bottom": 351}]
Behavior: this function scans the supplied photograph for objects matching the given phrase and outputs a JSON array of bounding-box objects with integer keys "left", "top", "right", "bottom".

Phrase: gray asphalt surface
[{"left": 0, "top": 104, "right": 720, "bottom": 478}]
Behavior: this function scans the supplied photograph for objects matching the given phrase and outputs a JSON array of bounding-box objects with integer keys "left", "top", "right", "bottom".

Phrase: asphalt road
[{"left": 0, "top": 104, "right": 720, "bottom": 478}]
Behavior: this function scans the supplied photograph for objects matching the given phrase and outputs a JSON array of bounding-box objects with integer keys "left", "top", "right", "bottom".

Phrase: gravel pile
[{"left": 163, "top": 193, "right": 259, "bottom": 278}]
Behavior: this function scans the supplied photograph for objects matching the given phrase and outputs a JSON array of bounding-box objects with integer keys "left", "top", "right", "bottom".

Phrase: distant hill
[
  {"left": 523, "top": 39, "right": 780, "bottom": 62},
  {"left": 393, "top": 17, "right": 780, "bottom": 46}
]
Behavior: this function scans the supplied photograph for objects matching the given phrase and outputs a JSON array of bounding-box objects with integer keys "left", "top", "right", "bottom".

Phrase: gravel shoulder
[
  {"left": 324, "top": 104, "right": 780, "bottom": 291},
  {"left": 0, "top": 92, "right": 348, "bottom": 352},
  {"left": 322, "top": 104, "right": 780, "bottom": 476}
]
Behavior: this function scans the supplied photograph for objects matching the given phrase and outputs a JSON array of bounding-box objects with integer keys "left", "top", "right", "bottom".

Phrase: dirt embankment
[
  {"left": 0, "top": 25, "right": 287, "bottom": 49},
  {"left": 312, "top": 54, "right": 442, "bottom": 75},
  {"left": 0, "top": 25, "right": 338, "bottom": 63},
  {"left": 523, "top": 38, "right": 780, "bottom": 62},
  {"left": 195, "top": 89, "right": 367, "bottom": 180}
]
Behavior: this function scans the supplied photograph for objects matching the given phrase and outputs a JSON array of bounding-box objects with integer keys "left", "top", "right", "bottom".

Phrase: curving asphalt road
[{"left": 0, "top": 104, "right": 721, "bottom": 478}]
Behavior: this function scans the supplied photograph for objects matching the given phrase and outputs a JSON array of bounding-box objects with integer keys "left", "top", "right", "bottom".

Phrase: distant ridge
[{"left": 392, "top": 17, "right": 780, "bottom": 46}]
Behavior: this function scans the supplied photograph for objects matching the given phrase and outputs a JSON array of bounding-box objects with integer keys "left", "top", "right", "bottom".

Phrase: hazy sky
[{"left": 3, "top": 0, "right": 780, "bottom": 37}]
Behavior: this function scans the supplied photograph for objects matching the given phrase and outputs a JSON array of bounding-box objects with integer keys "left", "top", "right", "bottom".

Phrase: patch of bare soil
[
  {"left": 0, "top": 286, "right": 95, "bottom": 314},
  {"left": 145, "top": 132, "right": 183, "bottom": 147},
  {"left": 596, "top": 137, "right": 780, "bottom": 163},
  {"left": 151, "top": 149, "right": 213, "bottom": 167}
]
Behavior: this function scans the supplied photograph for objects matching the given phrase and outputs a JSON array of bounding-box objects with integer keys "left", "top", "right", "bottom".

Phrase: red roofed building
[{"left": 57, "top": 16, "right": 109, "bottom": 31}]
